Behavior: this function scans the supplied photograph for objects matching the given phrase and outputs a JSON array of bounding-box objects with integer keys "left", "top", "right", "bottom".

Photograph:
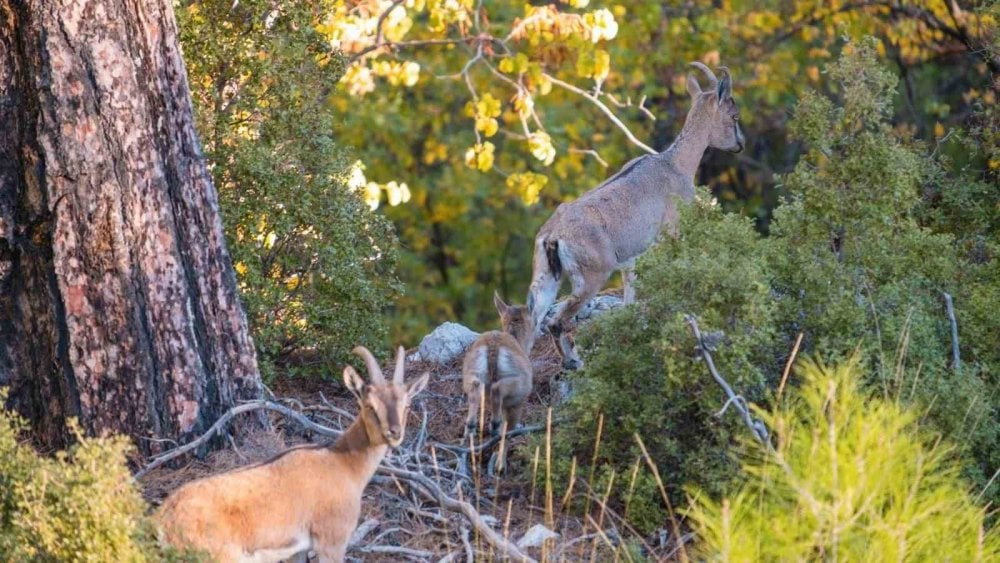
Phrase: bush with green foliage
[
  {"left": 687, "top": 359, "right": 1000, "bottom": 561},
  {"left": 0, "top": 394, "right": 160, "bottom": 561},
  {"left": 178, "top": 0, "right": 399, "bottom": 379},
  {"left": 551, "top": 195, "right": 778, "bottom": 530},
  {"left": 552, "top": 38, "right": 1000, "bottom": 531}
]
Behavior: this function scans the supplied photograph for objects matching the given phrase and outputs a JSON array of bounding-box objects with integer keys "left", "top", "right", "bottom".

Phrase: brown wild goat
[
  {"left": 527, "top": 63, "right": 744, "bottom": 370},
  {"left": 462, "top": 291, "right": 535, "bottom": 446},
  {"left": 155, "top": 346, "right": 429, "bottom": 563}
]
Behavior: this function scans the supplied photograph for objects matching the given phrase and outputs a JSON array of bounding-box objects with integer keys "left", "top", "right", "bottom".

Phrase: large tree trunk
[{"left": 0, "top": 0, "right": 263, "bottom": 454}]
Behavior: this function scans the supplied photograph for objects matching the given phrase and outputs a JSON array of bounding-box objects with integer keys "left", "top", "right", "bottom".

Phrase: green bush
[
  {"left": 0, "top": 395, "right": 160, "bottom": 561},
  {"left": 553, "top": 37, "right": 1000, "bottom": 530},
  {"left": 178, "top": 0, "right": 399, "bottom": 379},
  {"left": 686, "top": 359, "right": 1000, "bottom": 561},
  {"left": 552, "top": 196, "right": 777, "bottom": 531}
]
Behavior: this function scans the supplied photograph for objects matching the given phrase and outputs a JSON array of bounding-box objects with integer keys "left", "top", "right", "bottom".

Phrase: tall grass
[{"left": 685, "top": 358, "right": 1000, "bottom": 561}]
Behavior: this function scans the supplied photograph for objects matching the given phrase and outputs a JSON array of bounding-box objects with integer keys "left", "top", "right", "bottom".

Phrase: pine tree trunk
[{"left": 0, "top": 0, "right": 263, "bottom": 454}]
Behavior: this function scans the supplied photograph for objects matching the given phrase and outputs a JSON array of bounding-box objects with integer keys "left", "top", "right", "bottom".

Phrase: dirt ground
[{"left": 139, "top": 321, "right": 677, "bottom": 562}]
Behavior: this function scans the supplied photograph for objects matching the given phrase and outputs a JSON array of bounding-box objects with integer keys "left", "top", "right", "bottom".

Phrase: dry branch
[
  {"left": 685, "top": 314, "right": 769, "bottom": 445},
  {"left": 135, "top": 400, "right": 340, "bottom": 478},
  {"left": 942, "top": 291, "right": 961, "bottom": 372},
  {"left": 378, "top": 465, "right": 536, "bottom": 563}
]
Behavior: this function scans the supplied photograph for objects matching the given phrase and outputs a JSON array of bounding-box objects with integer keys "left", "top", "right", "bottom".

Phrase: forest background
[
  {"left": 178, "top": 0, "right": 998, "bottom": 374},
  {"left": 176, "top": 0, "right": 1000, "bottom": 520}
]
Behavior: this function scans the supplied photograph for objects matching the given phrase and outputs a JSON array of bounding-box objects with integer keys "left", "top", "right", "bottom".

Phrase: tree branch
[
  {"left": 941, "top": 291, "right": 961, "bottom": 373},
  {"left": 685, "top": 314, "right": 769, "bottom": 445},
  {"left": 544, "top": 73, "right": 657, "bottom": 155}
]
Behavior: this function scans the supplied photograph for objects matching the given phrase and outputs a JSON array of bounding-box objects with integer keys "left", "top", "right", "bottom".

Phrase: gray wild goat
[
  {"left": 462, "top": 291, "right": 535, "bottom": 444},
  {"left": 527, "top": 62, "right": 744, "bottom": 370}
]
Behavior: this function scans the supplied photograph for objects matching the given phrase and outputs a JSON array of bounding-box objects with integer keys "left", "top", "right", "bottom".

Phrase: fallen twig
[
  {"left": 347, "top": 518, "right": 380, "bottom": 547},
  {"left": 352, "top": 544, "right": 433, "bottom": 558},
  {"left": 379, "top": 465, "right": 536, "bottom": 563},
  {"left": 432, "top": 423, "right": 546, "bottom": 456},
  {"left": 135, "top": 400, "right": 340, "bottom": 478},
  {"left": 460, "top": 525, "right": 474, "bottom": 563}
]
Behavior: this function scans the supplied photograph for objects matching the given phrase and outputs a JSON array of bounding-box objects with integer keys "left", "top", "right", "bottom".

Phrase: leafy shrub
[
  {"left": 687, "top": 359, "right": 1000, "bottom": 561},
  {"left": 0, "top": 395, "right": 161, "bottom": 561},
  {"left": 552, "top": 196, "right": 777, "bottom": 531},
  {"left": 178, "top": 0, "right": 399, "bottom": 379},
  {"left": 553, "top": 37, "right": 1000, "bottom": 529}
]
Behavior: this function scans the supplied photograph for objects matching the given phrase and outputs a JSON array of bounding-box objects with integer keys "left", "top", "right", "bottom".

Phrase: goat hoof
[{"left": 562, "top": 358, "right": 581, "bottom": 371}]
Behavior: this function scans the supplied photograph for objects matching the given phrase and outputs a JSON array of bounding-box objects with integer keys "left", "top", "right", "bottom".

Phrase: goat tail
[{"left": 544, "top": 239, "right": 562, "bottom": 282}]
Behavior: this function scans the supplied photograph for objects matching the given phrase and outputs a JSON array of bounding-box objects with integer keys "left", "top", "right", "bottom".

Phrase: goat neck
[
  {"left": 330, "top": 406, "right": 389, "bottom": 481},
  {"left": 660, "top": 116, "right": 710, "bottom": 181}
]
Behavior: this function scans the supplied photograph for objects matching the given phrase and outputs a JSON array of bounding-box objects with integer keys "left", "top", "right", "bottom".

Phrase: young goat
[
  {"left": 527, "top": 63, "right": 744, "bottom": 370},
  {"left": 462, "top": 291, "right": 535, "bottom": 445},
  {"left": 155, "top": 346, "right": 429, "bottom": 563}
]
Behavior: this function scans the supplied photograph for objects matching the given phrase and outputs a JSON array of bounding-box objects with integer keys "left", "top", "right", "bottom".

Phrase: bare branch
[
  {"left": 942, "top": 292, "right": 961, "bottom": 372},
  {"left": 135, "top": 400, "right": 340, "bottom": 478},
  {"left": 606, "top": 93, "right": 657, "bottom": 121},
  {"left": 544, "top": 73, "right": 657, "bottom": 155},
  {"left": 685, "top": 314, "right": 769, "bottom": 445},
  {"left": 569, "top": 148, "right": 609, "bottom": 168},
  {"left": 777, "top": 332, "right": 804, "bottom": 399},
  {"left": 380, "top": 465, "right": 536, "bottom": 563},
  {"left": 352, "top": 545, "right": 433, "bottom": 558}
]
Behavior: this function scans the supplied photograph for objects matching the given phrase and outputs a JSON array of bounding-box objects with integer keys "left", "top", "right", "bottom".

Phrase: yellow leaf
[
  {"left": 234, "top": 261, "right": 248, "bottom": 276},
  {"left": 364, "top": 182, "right": 381, "bottom": 210},
  {"left": 593, "top": 49, "right": 610, "bottom": 83}
]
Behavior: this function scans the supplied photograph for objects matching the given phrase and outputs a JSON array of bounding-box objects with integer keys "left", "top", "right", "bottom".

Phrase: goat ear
[
  {"left": 716, "top": 70, "right": 732, "bottom": 105},
  {"left": 494, "top": 290, "right": 509, "bottom": 317},
  {"left": 686, "top": 74, "right": 702, "bottom": 98},
  {"left": 406, "top": 372, "right": 430, "bottom": 401},
  {"left": 343, "top": 365, "right": 366, "bottom": 402}
]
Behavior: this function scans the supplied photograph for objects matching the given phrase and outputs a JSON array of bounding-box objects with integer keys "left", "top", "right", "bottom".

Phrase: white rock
[
  {"left": 417, "top": 322, "right": 480, "bottom": 365},
  {"left": 542, "top": 293, "right": 623, "bottom": 327},
  {"left": 516, "top": 524, "right": 560, "bottom": 549}
]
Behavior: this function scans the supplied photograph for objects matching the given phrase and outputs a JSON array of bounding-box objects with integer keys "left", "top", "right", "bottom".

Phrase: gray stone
[
  {"left": 541, "top": 293, "right": 624, "bottom": 327},
  {"left": 516, "top": 524, "right": 559, "bottom": 549},
  {"left": 417, "top": 322, "right": 480, "bottom": 365}
]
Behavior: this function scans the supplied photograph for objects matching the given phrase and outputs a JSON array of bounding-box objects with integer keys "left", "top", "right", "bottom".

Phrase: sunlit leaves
[
  {"left": 506, "top": 171, "right": 549, "bottom": 205},
  {"left": 576, "top": 47, "right": 611, "bottom": 84},
  {"left": 583, "top": 7, "right": 618, "bottom": 43},
  {"left": 341, "top": 62, "right": 376, "bottom": 96},
  {"left": 464, "top": 141, "right": 495, "bottom": 171},
  {"left": 527, "top": 131, "right": 556, "bottom": 165},
  {"left": 466, "top": 93, "right": 502, "bottom": 137}
]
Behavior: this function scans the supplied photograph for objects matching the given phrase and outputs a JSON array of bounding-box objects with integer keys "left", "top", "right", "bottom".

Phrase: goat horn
[
  {"left": 688, "top": 61, "right": 718, "bottom": 88},
  {"left": 352, "top": 346, "right": 385, "bottom": 385},
  {"left": 393, "top": 345, "right": 406, "bottom": 384}
]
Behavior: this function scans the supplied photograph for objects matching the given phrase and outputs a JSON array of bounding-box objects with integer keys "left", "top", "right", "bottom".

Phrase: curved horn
[
  {"left": 352, "top": 346, "right": 385, "bottom": 385},
  {"left": 393, "top": 345, "right": 406, "bottom": 384},
  {"left": 688, "top": 61, "right": 718, "bottom": 89}
]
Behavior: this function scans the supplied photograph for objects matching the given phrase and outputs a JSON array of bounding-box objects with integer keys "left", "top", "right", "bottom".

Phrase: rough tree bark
[{"left": 0, "top": 0, "right": 263, "bottom": 454}]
